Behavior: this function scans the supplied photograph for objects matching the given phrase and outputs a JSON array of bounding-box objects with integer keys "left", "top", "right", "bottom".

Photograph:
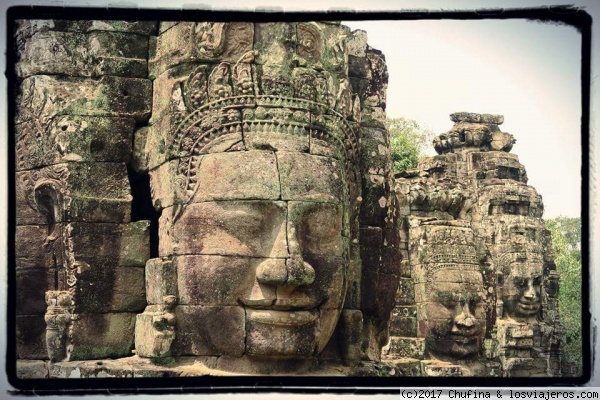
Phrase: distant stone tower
[{"left": 385, "top": 112, "right": 562, "bottom": 377}]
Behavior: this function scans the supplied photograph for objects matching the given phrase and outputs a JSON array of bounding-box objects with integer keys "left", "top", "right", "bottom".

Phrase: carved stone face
[
  {"left": 424, "top": 269, "right": 486, "bottom": 360},
  {"left": 502, "top": 261, "right": 543, "bottom": 321},
  {"left": 168, "top": 150, "right": 348, "bottom": 361}
]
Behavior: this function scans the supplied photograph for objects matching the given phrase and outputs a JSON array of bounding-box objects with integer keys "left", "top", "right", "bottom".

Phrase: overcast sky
[{"left": 344, "top": 18, "right": 582, "bottom": 218}]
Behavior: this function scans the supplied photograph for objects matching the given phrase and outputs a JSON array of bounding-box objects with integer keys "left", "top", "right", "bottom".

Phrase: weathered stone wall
[
  {"left": 14, "top": 20, "right": 155, "bottom": 362},
  {"left": 384, "top": 113, "right": 562, "bottom": 377}
]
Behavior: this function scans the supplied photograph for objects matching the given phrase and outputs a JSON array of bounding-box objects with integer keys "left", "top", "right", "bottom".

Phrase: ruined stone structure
[
  {"left": 12, "top": 19, "right": 562, "bottom": 379},
  {"left": 384, "top": 113, "right": 562, "bottom": 377},
  {"left": 13, "top": 20, "right": 399, "bottom": 377}
]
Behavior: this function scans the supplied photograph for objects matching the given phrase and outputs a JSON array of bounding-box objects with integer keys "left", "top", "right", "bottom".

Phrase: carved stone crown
[
  {"left": 166, "top": 50, "right": 360, "bottom": 207},
  {"left": 495, "top": 236, "right": 544, "bottom": 273},
  {"left": 434, "top": 112, "right": 515, "bottom": 154}
]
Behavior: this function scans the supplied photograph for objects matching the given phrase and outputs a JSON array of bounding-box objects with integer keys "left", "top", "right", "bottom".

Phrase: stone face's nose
[
  {"left": 256, "top": 258, "right": 287, "bottom": 286},
  {"left": 454, "top": 303, "right": 476, "bottom": 329},
  {"left": 286, "top": 256, "right": 315, "bottom": 286},
  {"left": 523, "top": 281, "right": 538, "bottom": 301},
  {"left": 255, "top": 257, "right": 315, "bottom": 287}
]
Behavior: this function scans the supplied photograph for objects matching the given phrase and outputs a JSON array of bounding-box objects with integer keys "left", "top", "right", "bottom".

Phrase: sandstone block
[
  {"left": 359, "top": 127, "right": 391, "bottom": 176},
  {"left": 63, "top": 163, "right": 132, "bottom": 223},
  {"left": 150, "top": 22, "right": 254, "bottom": 78},
  {"left": 288, "top": 201, "right": 345, "bottom": 257},
  {"left": 421, "top": 360, "right": 464, "bottom": 377},
  {"left": 149, "top": 151, "right": 280, "bottom": 210},
  {"left": 16, "top": 20, "right": 157, "bottom": 37},
  {"left": 175, "top": 255, "right": 276, "bottom": 306},
  {"left": 15, "top": 224, "right": 64, "bottom": 270},
  {"left": 450, "top": 112, "right": 504, "bottom": 125},
  {"left": 320, "top": 23, "right": 351, "bottom": 76},
  {"left": 16, "top": 268, "right": 55, "bottom": 315},
  {"left": 360, "top": 106, "right": 387, "bottom": 129},
  {"left": 132, "top": 126, "right": 149, "bottom": 173},
  {"left": 16, "top": 116, "right": 135, "bottom": 171},
  {"left": 396, "top": 277, "right": 415, "bottom": 305},
  {"left": 16, "top": 75, "right": 151, "bottom": 124},
  {"left": 16, "top": 30, "right": 148, "bottom": 79},
  {"left": 16, "top": 315, "right": 47, "bottom": 359},
  {"left": 337, "top": 309, "right": 364, "bottom": 361},
  {"left": 381, "top": 246, "right": 401, "bottom": 276},
  {"left": 145, "top": 258, "right": 178, "bottom": 305},
  {"left": 386, "top": 337, "right": 425, "bottom": 359},
  {"left": 389, "top": 305, "right": 418, "bottom": 337},
  {"left": 386, "top": 359, "right": 422, "bottom": 377},
  {"left": 360, "top": 242, "right": 381, "bottom": 275},
  {"left": 48, "top": 360, "right": 134, "bottom": 378},
  {"left": 72, "top": 265, "right": 146, "bottom": 313},
  {"left": 361, "top": 271, "right": 399, "bottom": 319},
  {"left": 69, "top": 313, "right": 136, "bottom": 360},
  {"left": 277, "top": 151, "right": 344, "bottom": 203},
  {"left": 172, "top": 305, "right": 245, "bottom": 357},
  {"left": 134, "top": 306, "right": 175, "bottom": 359},
  {"left": 150, "top": 62, "right": 205, "bottom": 124},
  {"left": 15, "top": 173, "right": 45, "bottom": 225},
  {"left": 359, "top": 226, "right": 383, "bottom": 248},
  {"left": 16, "top": 360, "right": 49, "bottom": 379},
  {"left": 66, "top": 221, "right": 150, "bottom": 267},
  {"left": 359, "top": 173, "right": 389, "bottom": 226},
  {"left": 244, "top": 128, "right": 309, "bottom": 153},
  {"left": 246, "top": 309, "right": 317, "bottom": 358},
  {"left": 254, "top": 22, "right": 296, "bottom": 66},
  {"left": 159, "top": 201, "right": 287, "bottom": 258},
  {"left": 347, "top": 29, "right": 368, "bottom": 58}
]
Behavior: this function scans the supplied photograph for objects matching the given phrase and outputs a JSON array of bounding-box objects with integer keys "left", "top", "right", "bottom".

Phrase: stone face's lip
[
  {"left": 448, "top": 332, "right": 480, "bottom": 344},
  {"left": 517, "top": 302, "right": 540, "bottom": 312},
  {"left": 246, "top": 309, "right": 318, "bottom": 326},
  {"left": 239, "top": 296, "right": 321, "bottom": 310},
  {"left": 450, "top": 336, "right": 478, "bottom": 345}
]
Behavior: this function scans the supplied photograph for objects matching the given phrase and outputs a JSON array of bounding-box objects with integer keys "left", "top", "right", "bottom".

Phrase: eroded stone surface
[
  {"left": 16, "top": 75, "right": 151, "bottom": 123},
  {"left": 16, "top": 116, "right": 135, "bottom": 171},
  {"left": 16, "top": 30, "right": 148, "bottom": 79}
]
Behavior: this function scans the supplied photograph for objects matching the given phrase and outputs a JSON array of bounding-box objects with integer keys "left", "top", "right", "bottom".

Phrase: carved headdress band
[{"left": 166, "top": 49, "right": 360, "bottom": 212}]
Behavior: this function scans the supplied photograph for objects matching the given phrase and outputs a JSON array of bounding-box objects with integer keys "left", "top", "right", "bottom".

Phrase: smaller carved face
[
  {"left": 502, "top": 261, "right": 543, "bottom": 321},
  {"left": 424, "top": 269, "right": 486, "bottom": 360}
]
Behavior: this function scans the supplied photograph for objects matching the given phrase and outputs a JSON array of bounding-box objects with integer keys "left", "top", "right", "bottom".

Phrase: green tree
[
  {"left": 387, "top": 117, "right": 434, "bottom": 175},
  {"left": 545, "top": 216, "right": 582, "bottom": 376}
]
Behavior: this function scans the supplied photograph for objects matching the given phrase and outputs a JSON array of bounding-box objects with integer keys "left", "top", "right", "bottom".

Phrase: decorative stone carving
[
  {"left": 135, "top": 295, "right": 177, "bottom": 359},
  {"left": 44, "top": 291, "right": 73, "bottom": 362}
]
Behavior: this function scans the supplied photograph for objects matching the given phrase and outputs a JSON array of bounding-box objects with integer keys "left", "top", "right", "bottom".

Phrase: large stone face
[
  {"left": 131, "top": 20, "right": 395, "bottom": 375},
  {"left": 14, "top": 19, "right": 397, "bottom": 378}
]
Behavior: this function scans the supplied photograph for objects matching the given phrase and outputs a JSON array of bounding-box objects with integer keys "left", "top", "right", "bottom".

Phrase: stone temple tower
[{"left": 385, "top": 112, "right": 562, "bottom": 377}]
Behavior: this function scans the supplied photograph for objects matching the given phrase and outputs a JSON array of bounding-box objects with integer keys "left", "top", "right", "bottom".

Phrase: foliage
[
  {"left": 545, "top": 216, "right": 582, "bottom": 376},
  {"left": 387, "top": 117, "right": 434, "bottom": 175}
]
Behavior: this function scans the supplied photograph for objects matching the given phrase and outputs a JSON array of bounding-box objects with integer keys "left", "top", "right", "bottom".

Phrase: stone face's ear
[{"left": 33, "top": 179, "right": 64, "bottom": 243}]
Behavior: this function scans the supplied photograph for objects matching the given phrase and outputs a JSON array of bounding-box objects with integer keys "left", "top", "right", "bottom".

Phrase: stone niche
[
  {"left": 14, "top": 20, "right": 399, "bottom": 378},
  {"left": 384, "top": 113, "right": 562, "bottom": 377}
]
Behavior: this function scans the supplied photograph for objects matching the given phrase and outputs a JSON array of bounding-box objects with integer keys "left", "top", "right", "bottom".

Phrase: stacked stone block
[{"left": 14, "top": 19, "right": 155, "bottom": 366}]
